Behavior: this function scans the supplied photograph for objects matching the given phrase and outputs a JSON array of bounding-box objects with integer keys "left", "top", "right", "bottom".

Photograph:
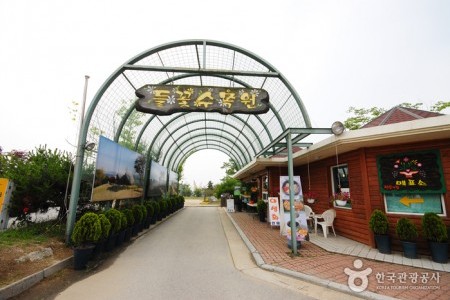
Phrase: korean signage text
[
  {"left": 377, "top": 150, "right": 446, "bottom": 194},
  {"left": 135, "top": 84, "right": 270, "bottom": 115}
]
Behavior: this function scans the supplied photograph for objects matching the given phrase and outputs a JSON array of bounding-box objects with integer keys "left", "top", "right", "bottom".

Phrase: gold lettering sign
[{"left": 135, "top": 85, "right": 269, "bottom": 115}]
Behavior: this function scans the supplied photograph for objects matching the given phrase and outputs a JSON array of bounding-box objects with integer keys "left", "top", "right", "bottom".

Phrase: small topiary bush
[
  {"left": 396, "top": 217, "right": 418, "bottom": 242},
  {"left": 422, "top": 212, "right": 448, "bottom": 242},
  {"left": 132, "top": 205, "right": 144, "bottom": 224},
  {"left": 105, "top": 208, "right": 122, "bottom": 235},
  {"left": 123, "top": 209, "right": 135, "bottom": 227},
  {"left": 369, "top": 209, "right": 389, "bottom": 235},
  {"left": 98, "top": 213, "right": 111, "bottom": 240},
  {"left": 71, "top": 212, "right": 102, "bottom": 246}
]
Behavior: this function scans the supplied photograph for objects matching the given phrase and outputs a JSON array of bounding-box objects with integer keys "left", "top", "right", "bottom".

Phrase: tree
[
  {"left": 207, "top": 181, "right": 214, "bottom": 189},
  {"left": 344, "top": 102, "right": 450, "bottom": 130},
  {"left": 179, "top": 183, "right": 192, "bottom": 196},
  {"left": 214, "top": 177, "right": 241, "bottom": 199},
  {"left": 0, "top": 146, "right": 73, "bottom": 221},
  {"left": 221, "top": 158, "right": 238, "bottom": 177},
  {"left": 193, "top": 187, "right": 203, "bottom": 197}
]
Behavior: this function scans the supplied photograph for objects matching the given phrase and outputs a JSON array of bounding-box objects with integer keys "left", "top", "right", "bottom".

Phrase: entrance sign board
[
  {"left": 135, "top": 84, "right": 269, "bottom": 115},
  {"left": 377, "top": 150, "right": 446, "bottom": 194}
]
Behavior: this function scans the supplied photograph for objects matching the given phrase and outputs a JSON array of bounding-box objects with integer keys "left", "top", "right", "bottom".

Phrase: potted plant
[
  {"left": 95, "top": 213, "right": 111, "bottom": 254},
  {"left": 71, "top": 212, "right": 102, "bottom": 270},
  {"left": 122, "top": 208, "right": 135, "bottom": 239},
  {"left": 119, "top": 210, "right": 130, "bottom": 243},
  {"left": 395, "top": 217, "right": 418, "bottom": 259},
  {"left": 330, "top": 192, "right": 351, "bottom": 207},
  {"left": 369, "top": 209, "right": 391, "bottom": 254},
  {"left": 422, "top": 212, "right": 448, "bottom": 263},
  {"left": 104, "top": 209, "right": 121, "bottom": 251},
  {"left": 303, "top": 191, "right": 317, "bottom": 204},
  {"left": 256, "top": 199, "right": 267, "bottom": 222},
  {"left": 144, "top": 201, "right": 155, "bottom": 228}
]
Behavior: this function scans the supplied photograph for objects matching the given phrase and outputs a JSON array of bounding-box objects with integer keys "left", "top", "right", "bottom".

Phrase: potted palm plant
[
  {"left": 422, "top": 212, "right": 448, "bottom": 263},
  {"left": 71, "top": 212, "right": 102, "bottom": 270},
  {"left": 256, "top": 200, "right": 267, "bottom": 222},
  {"left": 395, "top": 217, "right": 418, "bottom": 259},
  {"left": 369, "top": 209, "right": 391, "bottom": 254}
]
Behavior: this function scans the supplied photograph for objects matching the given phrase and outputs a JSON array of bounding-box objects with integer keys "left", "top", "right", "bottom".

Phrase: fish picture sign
[{"left": 135, "top": 84, "right": 270, "bottom": 115}]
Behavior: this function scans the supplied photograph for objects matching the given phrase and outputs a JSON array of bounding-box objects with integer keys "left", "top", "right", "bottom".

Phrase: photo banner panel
[{"left": 92, "top": 136, "right": 145, "bottom": 201}]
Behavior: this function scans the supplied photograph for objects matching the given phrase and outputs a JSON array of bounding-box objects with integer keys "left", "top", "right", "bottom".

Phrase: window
[{"left": 331, "top": 164, "right": 351, "bottom": 209}]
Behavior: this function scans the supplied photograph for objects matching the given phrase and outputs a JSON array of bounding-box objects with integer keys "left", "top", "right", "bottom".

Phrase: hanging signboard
[
  {"left": 377, "top": 150, "right": 446, "bottom": 194},
  {"left": 135, "top": 84, "right": 269, "bottom": 115},
  {"left": 268, "top": 197, "right": 280, "bottom": 227}
]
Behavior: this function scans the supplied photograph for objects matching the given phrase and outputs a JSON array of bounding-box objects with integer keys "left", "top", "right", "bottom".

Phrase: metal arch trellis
[
  {"left": 145, "top": 112, "right": 265, "bottom": 162},
  {"left": 177, "top": 145, "right": 242, "bottom": 171},
  {"left": 65, "top": 39, "right": 314, "bottom": 244},
  {"left": 163, "top": 132, "right": 250, "bottom": 169},
  {"left": 155, "top": 120, "right": 259, "bottom": 161},
  {"left": 171, "top": 140, "right": 245, "bottom": 171},
  {"left": 167, "top": 135, "right": 249, "bottom": 170}
]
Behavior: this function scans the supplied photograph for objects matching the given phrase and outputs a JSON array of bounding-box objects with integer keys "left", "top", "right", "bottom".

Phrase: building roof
[
  {"left": 361, "top": 106, "right": 443, "bottom": 128},
  {"left": 234, "top": 114, "right": 450, "bottom": 180}
]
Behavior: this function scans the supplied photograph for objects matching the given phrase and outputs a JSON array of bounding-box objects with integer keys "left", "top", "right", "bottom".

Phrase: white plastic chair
[
  {"left": 303, "top": 205, "right": 315, "bottom": 230},
  {"left": 316, "top": 209, "right": 336, "bottom": 238}
]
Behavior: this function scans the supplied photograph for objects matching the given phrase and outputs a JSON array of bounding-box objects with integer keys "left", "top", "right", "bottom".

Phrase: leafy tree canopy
[{"left": 344, "top": 101, "right": 449, "bottom": 130}]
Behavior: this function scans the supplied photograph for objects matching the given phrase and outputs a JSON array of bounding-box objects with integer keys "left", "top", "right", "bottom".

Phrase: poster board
[
  {"left": 227, "top": 198, "right": 235, "bottom": 212},
  {"left": 279, "top": 176, "right": 308, "bottom": 241},
  {"left": 268, "top": 197, "right": 280, "bottom": 227},
  {"left": 0, "top": 178, "right": 14, "bottom": 230}
]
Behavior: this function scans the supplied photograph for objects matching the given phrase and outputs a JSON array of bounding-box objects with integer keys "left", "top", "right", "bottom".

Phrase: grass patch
[{"left": 0, "top": 221, "right": 66, "bottom": 247}]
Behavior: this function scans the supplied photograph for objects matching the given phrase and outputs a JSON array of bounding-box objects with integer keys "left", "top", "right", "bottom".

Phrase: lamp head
[{"left": 331, "top": 121, "right": 345, "bottom": 135}]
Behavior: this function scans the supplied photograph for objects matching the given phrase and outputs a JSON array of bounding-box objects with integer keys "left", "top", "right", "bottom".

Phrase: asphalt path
[{"left": 55, "top": 207, "right": 318, "bottom": 300}]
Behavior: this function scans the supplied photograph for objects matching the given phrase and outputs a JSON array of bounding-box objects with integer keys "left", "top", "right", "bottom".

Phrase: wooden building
[{"left": 234, "top": 108, "right": 450, "bottom": 255}]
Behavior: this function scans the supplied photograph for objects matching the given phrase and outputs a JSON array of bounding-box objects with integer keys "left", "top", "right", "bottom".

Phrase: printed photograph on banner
[{"left": 279, "top": 176, "right": 308, "bottom": 241}]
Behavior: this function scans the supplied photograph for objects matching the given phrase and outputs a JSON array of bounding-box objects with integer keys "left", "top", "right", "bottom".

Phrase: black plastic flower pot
[{"left": 374, "top": 234, "right": 391, "bottom": 254}]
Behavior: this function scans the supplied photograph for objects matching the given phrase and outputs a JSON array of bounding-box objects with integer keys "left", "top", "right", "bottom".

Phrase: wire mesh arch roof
[{"left": 84, "top": 39, "right": 312, "bottom": 171}]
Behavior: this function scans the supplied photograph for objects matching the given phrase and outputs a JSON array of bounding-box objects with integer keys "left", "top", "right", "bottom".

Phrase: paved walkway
[{"left": 227, "top": 209, "right": 449, "bottom": 300}]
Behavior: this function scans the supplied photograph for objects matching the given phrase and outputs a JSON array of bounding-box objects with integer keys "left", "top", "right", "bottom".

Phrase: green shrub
[
  {"left": 123, "top": 209, "right": 135, "bottom": 227},
  {"left": 119, "top": 211, "right": 127, "bottom": 230},
  {"left": 369, "top": 209, "right": 389, "bottom": 235},
  {"left": 132, "top": 205, "right": 144, "bottom": 224},
  {"left": 71, "top": 212, "right": 102, "bottom": 246},
  {"left": 104, "top": 208, "right": 122, "bottom": 235},
  {"left": 257, "top": 200, "right": 267, "bottom": 215},
  {"left": 144, "top": 201, "right": 155, "bottom": 218},
  {"left": 422, "top": 212, "right": 448, "bottom": 242},
  {"left": 153, "top": 201, "right": 161, "bottom": 218},
  {"left": 98, "top": 213, "right": 111, "bottom": 240},
  {"left": 395, "top": 218, "right": 418, "bottom": 242}
]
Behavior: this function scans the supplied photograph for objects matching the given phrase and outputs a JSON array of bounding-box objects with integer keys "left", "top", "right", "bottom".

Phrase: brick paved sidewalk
[{"left": 229, "top": 211, "right": 449, "bottom": 300}]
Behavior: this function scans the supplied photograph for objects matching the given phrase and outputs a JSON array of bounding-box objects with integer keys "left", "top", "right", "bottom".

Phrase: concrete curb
[
  {"left": 0, "top": 257, "right": 73, "bottom": 299},
  {"left": 0, "top": 207, "right": 186, "bottom": 299},
  {"left": 225, "top": 209, "right": 397, "bottom": 300}
]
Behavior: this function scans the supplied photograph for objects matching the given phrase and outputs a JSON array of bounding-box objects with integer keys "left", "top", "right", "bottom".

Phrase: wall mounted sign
[
  {"left": 384, "top": 193, "right": 444, "bottom": 215},
  {"left": 377, "top": 150, "right": 446, "bottom": 194},
  {"left": 135, "top": 84, "right": 270, "bottom": 115}
]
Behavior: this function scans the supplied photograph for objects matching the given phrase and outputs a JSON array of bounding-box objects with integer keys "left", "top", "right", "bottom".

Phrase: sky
[{"left": 1, "top": 0, "right": 450, "bottom": 187}]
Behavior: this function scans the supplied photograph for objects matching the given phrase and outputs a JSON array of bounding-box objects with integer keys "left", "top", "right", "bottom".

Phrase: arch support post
[
  {"left": 65, "top": 75, "right": 90, "bottom": 244},
  {"left": 287, "top": 132, "right": 298, "bottom": 254}
]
